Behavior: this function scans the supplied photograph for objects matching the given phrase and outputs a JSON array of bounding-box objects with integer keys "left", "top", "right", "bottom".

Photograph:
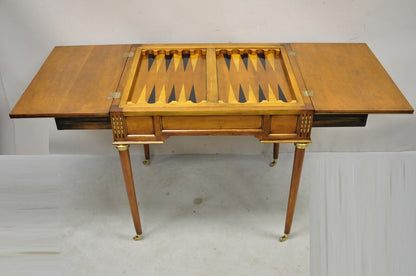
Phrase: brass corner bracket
[
  {"left": 108, "top": 92, "right": 121, "bottom": 99},
  {"left": 302, "top": 90, "right": 314, "bottom": 97}
]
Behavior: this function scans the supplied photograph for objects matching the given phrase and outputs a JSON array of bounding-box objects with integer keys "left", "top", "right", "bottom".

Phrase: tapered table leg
[
  {"left": 115, "top": 144, "right": 143, "bottom": 240},
  {"left": 280, "top": 142, "right": 308, "bottom": 242},
  {"left": 143, "top": 144, "right": 150, "bottom": 165},
  {"left": 270, "top": 143, "right": 280, "bottom": 167}
]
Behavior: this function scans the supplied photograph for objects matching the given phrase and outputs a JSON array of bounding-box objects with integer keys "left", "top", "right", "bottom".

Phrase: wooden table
[{"left": 10, "top": 43, "right": 413, "bottom": 242}]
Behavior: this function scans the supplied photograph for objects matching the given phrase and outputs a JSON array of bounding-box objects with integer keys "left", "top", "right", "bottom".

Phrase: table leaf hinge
[
  {"left": 108, "top": 92, "right": 121, "bottom": 99},
  {"left": 124, "top": 52, "right": 135, "bottom": 57},
  {"left": 302, "top": 90, "right": 314, "bottom": 97}
]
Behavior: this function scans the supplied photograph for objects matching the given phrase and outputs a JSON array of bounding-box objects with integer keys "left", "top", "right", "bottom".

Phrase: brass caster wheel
[
  {"left": 133, "top": 234, "right": 143, "bottom": 241},
  {"left": 279, "top": 234, "right": 288, "bottom": 242},
  {"left": 142, "top": 159, "right": 150, "bottom": 165},
  {"left": 269, "top": 159, "right": 277, "bottom": 167}
]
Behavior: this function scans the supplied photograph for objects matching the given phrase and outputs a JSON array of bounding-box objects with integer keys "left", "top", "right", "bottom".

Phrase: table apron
[{"left": 110, "top": 113, "right": 313, "bottom": 143}]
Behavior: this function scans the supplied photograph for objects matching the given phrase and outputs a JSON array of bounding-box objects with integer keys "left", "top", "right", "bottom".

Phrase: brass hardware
[
  {"left": 124, "top": 52, "right": 135, "bottom": 58},
  {"left": 306, "top": 114, "right": 312, "bottom": 134},
  {"left": 302, "top": 90, "right": 314, "bottom": 97},
  {"left": 295, "top": 143, "right": 308, "bottom": 150},
  {"left": 269, "top": 159, "right": 277, "bottom": 167},
  {"left": 279, "top": 234, "right": 288, "bottom": 242},
  {"left": 142, "top": 159, "right": 150, "bottom": 165},
  {"left": 115, "top": 144, "right": 129, "bottom": 151},
  {"left": 108, "top": 92, "right": 121, "bottom": 99},
  {"left": 133, "top": 234, "right": 143, "bottom": 241},
  {"left": 111, "top": 114, "right": 126, "bottom": 139},
  {"left": 288, "top": 51, "right": 297, "bottom": 56},
  {"left": 300, "top": 113, "right": 312, "bottom": 136}
]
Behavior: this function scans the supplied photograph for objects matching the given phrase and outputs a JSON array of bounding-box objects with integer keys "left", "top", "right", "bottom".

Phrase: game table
[{"left": 10, "top": 43, "right": 413, "bottom": 241}]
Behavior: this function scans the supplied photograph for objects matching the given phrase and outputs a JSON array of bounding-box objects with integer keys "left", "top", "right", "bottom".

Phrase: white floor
[{"left": 0, "top": 152, "right": 415, "bottom": 275}]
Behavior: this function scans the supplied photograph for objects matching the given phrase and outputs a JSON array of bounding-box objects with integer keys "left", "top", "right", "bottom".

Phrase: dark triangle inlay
[
  {"left": 278, "top": 85, "right": 287, "bottom": 102},
  {"left": 165, "top": 54, "right": 173, "bottom": 71},
  {"left": 182, "top": 53, "right": 190, "bottom": 70},
  {"left": 189, "top": 86, "right": 196, "bottom": 103},
  {"left": 239, "top": 85, "right": 247, "bottom": 103},
  {"left": 258, "top": 53, "right": 266, "bottom": 70},
  {"left": 168, "top": 86, "right": 176, "bottom": 103},
  {"left": 258, "top": 85, "right": 266, "bottom": 102},
  {"left": 241, "top": 53, "right": 249, "bottom": 70},
  {"left": 223, "top": 53, "right": 231, "bottom": 70},
  {"left": 148, "top": 86, "right": 156, "bottom": 104},
  {"left": 148, "top": 54, "right": 155, "bottom": 71}
]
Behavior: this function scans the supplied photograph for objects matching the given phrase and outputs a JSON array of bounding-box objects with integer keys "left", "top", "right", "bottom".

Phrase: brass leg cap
[
  {"left": 279, "top": 234, "right": 288, "bottom": 242},
  {"left": 133, "top": 234, "right": 143, "bottom": 241},
  {"left": 142, "top": 159, "right": 150, "bottom": 165},
  {"left": 269, "top": 159, "right": 277, "bottom": 167}
]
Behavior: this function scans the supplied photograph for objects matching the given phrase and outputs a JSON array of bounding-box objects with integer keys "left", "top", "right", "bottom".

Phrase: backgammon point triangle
[
  {"left": 173, "top": 53, "right": 181, "bottom": 71},
  {"left": 158, "top": 85, "right": 166, "bottom": 103},
  {"left": 239, "top": 85, "right": 247, "bottom": 103},
  {"left": 259, "top": 85, "right": 266, "bottom": 102},
  {"left": 249, "top": 54, "right": 258, "bottom": 71},
  {"left": 137, "top": 85, "right": 147, "bottom": 104},
  {"left": 148, "top": 86, "right": 156, "bottom": 104},
  {"left": 182, "top": 54, "right": 190, "bottom": 70},
  {"left": 228, "top": 85, "right": 237, "bottom": 103},
  {"left": 148, "top": 54, "right": 155, "bottom": 71},
  {"left": 165, "top": 54, "right": 173, "bottom": 71},
  {"left": 178, "top": 85, "right": 186, "bottom": 103},
  {"left": 189, "top": 86, "right": 197, "bottom": 103},
  {"left": 168, "top": 86, "right": 176, "bottom": 103},
  {"left": 242, "top": 53, "right": 249, "bottom": 70},
  {"left": 247, "top": 85, "right": 256, "bottom": 103},
  {"left": 278, "top": 85, "right": 287, "bottom": 102},
  {"left": 223, "top": 53, "right": 231, "bottom": 70},
  {"left": 268, "top": 84, "right": 277, "bottom": 102},
  {"left": 258, "top": 53, "right": 266, "bottom": 70}
]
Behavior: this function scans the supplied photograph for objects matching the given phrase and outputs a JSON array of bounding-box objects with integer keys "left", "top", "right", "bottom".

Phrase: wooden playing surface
[
  {"left": 119, "top": 45, "right": 305, "bottom": 114},
  {"left": 291, "top": 43, "right": 413, "bottom": 114},
  {"left": 10, "top": 45, "right": 132, "bottom": 118},
  {"left": 10, "top": 43, "right": 413, "bottom": 119}
]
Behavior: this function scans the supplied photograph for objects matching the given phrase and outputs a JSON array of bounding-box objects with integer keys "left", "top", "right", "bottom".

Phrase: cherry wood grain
[
  {"left": 10, "top": 44, "right": 133, "bottom": 118},
  {"left": 284, "top": 145, "right": 306, "bottom": 235},
  {"left": 292, "top": 43, "right": 414, "bottom": 114},
  {"left": 118, "top": 147, "right": 143, "bottom": 236},
  {"left": 161, "top": 116, "right": 262, "bottom": 130}
]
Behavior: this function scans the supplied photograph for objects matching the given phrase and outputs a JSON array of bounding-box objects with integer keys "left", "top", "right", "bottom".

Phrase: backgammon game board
[{"left": 121, "top": 46, "right": 300, "bottom": 108}]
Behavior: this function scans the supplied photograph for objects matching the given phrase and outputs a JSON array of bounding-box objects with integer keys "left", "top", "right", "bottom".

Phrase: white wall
[
  {"left": 1, "top": 0, "right": 415, "bottom": 155},
  {"left": 0, "top": 73, "right": 15, "bottom": 154}
]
